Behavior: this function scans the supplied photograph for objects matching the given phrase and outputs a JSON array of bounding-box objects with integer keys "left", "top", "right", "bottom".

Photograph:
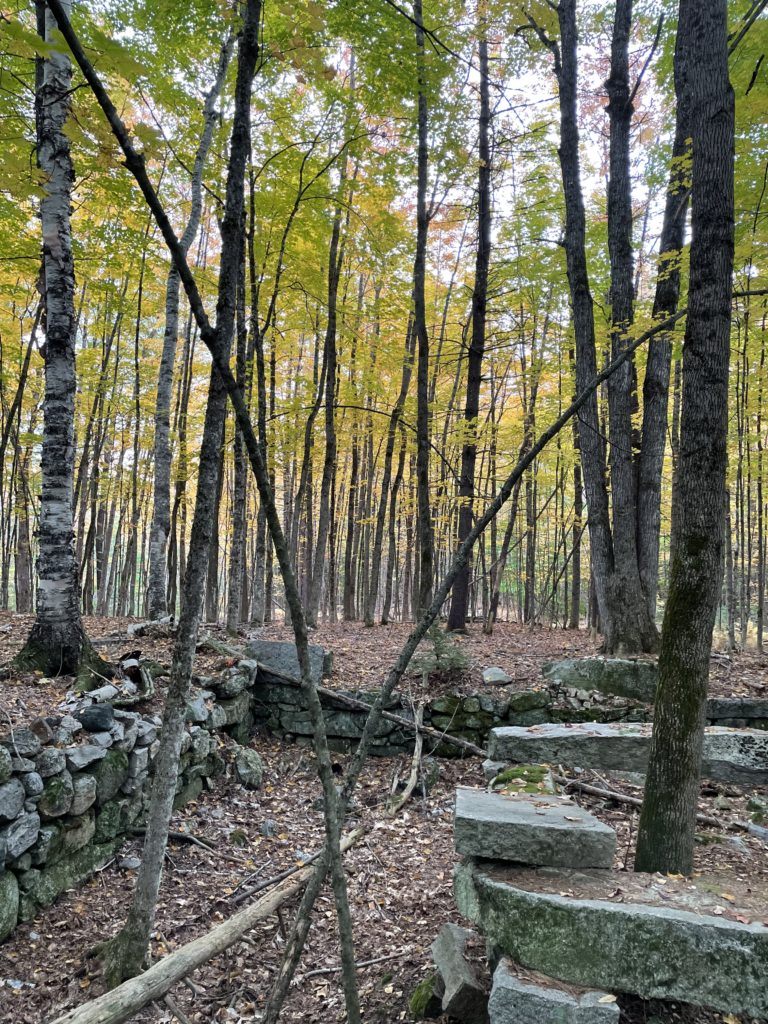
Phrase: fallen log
[
  {"left": 48, "top": 828, "right": 364, "bottom": 1024},
  {"left": 257, "top": 664, "right": 488, "bottom": 759}
]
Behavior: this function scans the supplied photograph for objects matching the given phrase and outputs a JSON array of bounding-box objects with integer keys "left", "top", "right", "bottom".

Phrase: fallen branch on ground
[
  {"left": 295, "top": 949, "right": 413, "bottom": 983},
  {"left": 386, "top": 705, "right": 424, "bottom": 816},
  {"left": 48, "top": 828, "right": 364, "bottom": 1024}
]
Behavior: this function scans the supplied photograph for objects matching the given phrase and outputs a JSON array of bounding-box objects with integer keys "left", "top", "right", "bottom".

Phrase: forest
[{"left": 0, "top": 0, "right": 766, "bottom": 1022}]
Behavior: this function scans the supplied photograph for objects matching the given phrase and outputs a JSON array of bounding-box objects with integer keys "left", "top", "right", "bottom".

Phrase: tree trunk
[
  {"left": 15, "top": 0, "right": 105, "bottom": 681},
  {"left": 635, "top": 0, "right": 733, "bottom": 875},
  {"left": 447, "top": 25, "right": 491, "bottom": 632},
  {"left": 147, "top": 37, "right": 232, "bottom": 620}
]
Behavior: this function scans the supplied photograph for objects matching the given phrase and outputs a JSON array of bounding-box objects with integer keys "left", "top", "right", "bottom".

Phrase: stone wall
[
  {"left": 0, "top": 660, "right": 260, "bottom": 943},
  {"left": 3, "top": 648, "right": 767, "bottom": 944}
]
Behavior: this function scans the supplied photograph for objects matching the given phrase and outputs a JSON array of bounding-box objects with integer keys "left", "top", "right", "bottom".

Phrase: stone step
[
  {"left": 454, "top": 860, "right": 768, "bottom": 1018},
  {"left": 488, "top": 722, "right": 768, "bottom": 785},
  {"left": 454, "top": 788, "right": 615, "bottom": 869},
  {"left": 489, "top": 959, "right": 619, "bottom": 1024}
]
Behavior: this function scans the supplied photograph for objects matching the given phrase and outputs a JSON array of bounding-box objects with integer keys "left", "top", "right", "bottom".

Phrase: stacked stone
[{"left": 0, "top": 658, "right": 263, "bottom": 943}]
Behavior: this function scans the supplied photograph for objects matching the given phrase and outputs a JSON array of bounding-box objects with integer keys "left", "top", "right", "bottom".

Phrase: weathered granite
[
  {"left": 245, "top": 639, "right": 330, "bottom": 684},
  {"left": 431, "top": 923, "right": 488, "bottom": 1022},
  {"left": 483, "top": 668, "right": 512, "bottom": 685},
  {"left": 0, "top": 871, "right": 19, "bottom": 941},
  {"left": 0, "top": 812, "right": 40, "bottom": 862},
  {"left": 454, "top": 860, "right": 768, "bottom": 1017},
  {"left": 489, "top": 722, "right": 768, "bottom": 784},
  {"left": 454, "top": 789, "right": 615, "bottom": 869},
  {"left": 234, "top": 747, "right": 263, "bottom": 790},
  {"left": 0, "top": 779, "right": 26, "bottom": 822},
  {"left": 64, "top": 744, "right": 107, "bottom": 772},
  {"left": 489, "top": 959, "right": 619, "bottom": 1024},
  {"left": 0, "top": 728, "right": 41, "bottom": 758},
  {"left": 542, "top": 659, "right": 657, "bottom": 703}
]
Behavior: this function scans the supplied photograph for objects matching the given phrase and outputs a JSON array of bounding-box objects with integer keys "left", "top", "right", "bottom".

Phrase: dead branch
[
  {"left": 386, "top": 705, "right": 424, "bottom": 816},
  {"left": 48, "top": 828, "right": 364, "bottom": 1024}
]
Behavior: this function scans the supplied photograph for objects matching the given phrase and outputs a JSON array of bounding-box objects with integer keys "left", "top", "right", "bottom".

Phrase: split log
[{"left": 48, "top": 828, "right": 364, "bottom": 1024}]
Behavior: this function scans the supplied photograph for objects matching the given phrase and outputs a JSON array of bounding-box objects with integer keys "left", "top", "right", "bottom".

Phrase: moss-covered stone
[
  {"left": 409, "top": 975, "right": 442, "bottom": 1019},
  {"left": 38, "top": 771, "right": 74, "bottom": 819},
  {"left": 173, "top": 774, "right": 203, "bottom": 810},
  {"left": 94, "top": 750, "right": 129, "bottom": 805},
  {"left": 94, "top": 798, "right": 131, "bottom": 843},
  {"left": 490, "top": 763, "right": 556, "bottom": 795},
  {"left": 46, "top": 811, "right": 95, "bottom": 864},
  {"left": 507, "top": 690, "right": 550, "bottom": 714},
  {"left": 20, "top": 839, "right": 121, "bottom": 911},
  {"left": 0, "top": 871, "right": 19, "bottom": 941}
]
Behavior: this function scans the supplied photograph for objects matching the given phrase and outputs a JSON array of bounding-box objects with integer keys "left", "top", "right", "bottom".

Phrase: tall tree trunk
[
  {"left": 636, "top": 0, "right": 733, "bottom": 875},
  {"left": 16, "top": 1, "right": 105, "bottom": 681},
  {"left": 95, "top": 5, "right": 261, "bottom": 984},
  {"left": 447, "top": 24, "right": 491, "bottom": 631},
  {"left": 147, "top": 37, "right": 232, "bottom": 620},
  {"left": 227, "top": 225, "right": 248, "bottom": 634},
  {"left": 413, "top": 0, "right": 433, "bottom": 616}
]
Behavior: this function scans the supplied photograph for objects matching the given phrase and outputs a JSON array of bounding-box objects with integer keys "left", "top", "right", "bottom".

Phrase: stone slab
[
  {"left": 454, "top": 860, "right": 768, "bottom": 1017},
  {"left": 454, "top": 788, "right": 615, "bottom": 869},
  {"left": 431, "top": 923, "right": 487, "bottom": 1021},
  {"left": 488, "top": 722, "right": 768, "bottom": 784},
  {"left": 542, "top": 659, "right": 657, "bottom": 703},
  {"left": 489, "top": 959, "right": 619, "bottom": 1024}
]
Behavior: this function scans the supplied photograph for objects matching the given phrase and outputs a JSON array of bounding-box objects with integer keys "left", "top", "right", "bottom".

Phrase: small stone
[
  {"left": 483, "top": 667, "right": 512, "bottom": 685},
  {"left": 0, "top": 728, "right": 41, "bottom": 758},
  {"left": 259, "top": 819, "right": 277, "bottom": 837},
  {"left": 10, "top": 756, "right": 35, "bottom": 774},
  {"left": 134, "top": 720, "right": 158, "bottom": 747},
  {"left": 60, "top": 715, "right": 82, "bottom": 735},
  {"left": 70, "top": 774, "right": 97, "bottom": 816},
  {"left": 185, "top": 693, "right": 209, "bottom": 723},
  {"left": 35, "top": 748, "right": 66, "bottom": 779},
  {"left": 29, "top": 718, "right": 54, "bottom": 744},
  {"left": 64, "top": 745, "right": 107, "bottom": 771},
  {"left": 0, "top": 812, "right": 40, "bottom": 861},
  {"left": 21, "top": 773, "right": 43, "bottom": 799},
  {"left": 38, "top": 772, "right": 74, "bottom": 819},
  {"left": 0, "top": 747, "right": 12, "bottom": 784},
  {"left": 128, "top": 748, "right": 149, "bottom": 778},
  {"left": 76, "top": 705, "right": 115, "bottom": 733},
  {"left": 0, "top": 779, "right": 26, "bottom": 822},
  {"left": 235, "top": 748, "right": 263, "bottom": 790},
  {"left": 118, "top": 855, "right": 141, "bottom": 871},
  {"left": 90, "top": 732, "right": 114, "bottom": 749}
]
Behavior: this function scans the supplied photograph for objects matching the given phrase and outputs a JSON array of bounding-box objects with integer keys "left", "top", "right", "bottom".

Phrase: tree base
[
  {"left": 13, "top": 622, "right": 113, "bottom": 687},
  {"left": 94, "top": 926, "right": 147, "bottom": 990}
]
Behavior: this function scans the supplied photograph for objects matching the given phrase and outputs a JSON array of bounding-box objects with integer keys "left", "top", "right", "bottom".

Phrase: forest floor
[{"left": 0, "top": 616, "right": 767, "bottom": 1024}]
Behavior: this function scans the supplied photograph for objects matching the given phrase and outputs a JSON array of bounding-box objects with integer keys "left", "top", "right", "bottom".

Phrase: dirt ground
[{"left": 0, "top": 616, "right": 767, "bottom": 1024}]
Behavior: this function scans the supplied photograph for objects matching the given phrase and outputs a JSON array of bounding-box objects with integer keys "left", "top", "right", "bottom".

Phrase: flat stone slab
[
  {"left": 489, "top": 959, "right": 619, "bottom": 1024},
  {"left": 542, "top": 658, "right": 657, "bottom": 703},
  {"left": 454, "top": 788, "right": 615, "bottom": 869},
  {"left": 455, "top": 860, "right": 768, "bottom": 1017},
  {"left": 488, "top": 722, "right": 768, "bottom": 785}
]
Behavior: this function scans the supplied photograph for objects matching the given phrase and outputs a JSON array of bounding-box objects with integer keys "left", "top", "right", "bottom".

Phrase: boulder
[
  {"left": 488, "top": 959, "right": 618, "bottom": 1024},
  {"left": 542, "top": 658, "right": 657, "bottom": 703},
  {"left": 483, "top": 667, "right": 512, "bottom": 685},
  {"left": 246, "top": 639, "right": 330, "bottom": 685},
  {"left": 454, "top": 789, "right": 615, "bottom": 869},
  {"left": 76, "top": 705, "right": 115, "bottom": 732}
]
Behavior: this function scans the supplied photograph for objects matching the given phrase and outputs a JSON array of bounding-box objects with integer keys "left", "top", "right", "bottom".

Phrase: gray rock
[
  {"left": 259, "top": 818, "right": 277, "bottom": 837},
  {"left": 211, "top": 663, "right": 255, "bottom": 698},
  {"left": 21, "top": 773, "right": 43, "bottom": 798},
  {"left": 454, "top": 788, "right": 615, "bottom": 869},
  {"left": 542, "top": 658, "right": 657, "bottom": 703},
  {"left": 128, "top": 747, "right": 149, "bottom": 779},
  {"left": 65, "top": 744, "right": 107, "bottom": 771},
  {"left": 0, "top": 812, "right": 40, "bottom": 861},
  {"left": 489, "top": 959, "right": 619, "bottom": 1024},
  {"left": 38, "top": 771, "right": 74, "bottom": 819},
  {"left": 0, "top": 871, "right": 19, "bottom": 941},
  {"left": 0, "top": 779, "right": 26, "bottom": 821},
  {"left": 119, "top": 855, "right": 141, "bottom": 871},
  {"left": 134, "top": 720, "right": 158, "bottom": 747},
  {"left": 35, "top": 747, "right": 66, "bottom": 779},
  {"left": 235, "top": 748, "right": 264, "bottom": 790},
  {"left": 93, "top": 750, "right": 129, "bottom": 804},
  {"left": 483, "top": 760, "right": 509, "bottom": 782},
  {"left": 218, "top": 692, "right": 251, "bottom": 727},
  {"left": 90, "top": 731, "right": 114, "bottom": 748},
  {"left": 0, "top": 746, "right": 11, "bottom": 784},
  {"left": 706, "top": 697, "right": 768, "bottom": 721},
  {"left": 60, "top": 715, "right": 83, "bottom": 735},
  {"left": 0, "top": 728, "right": 42, "bottom": 758},
  {"left": 88, "top": 684, "right": 119, "bottom": 703},
  {"left": 70, "top": 774, "right": 97, "bottom": 815},
  {"left": 483, "top": 667, "right": 512, "bottom": 685},
  {"left": 431, "top": 923, "right": 488, "bottom": 1021},
  {"left": 702, "top": 727, "right": 768, "bottom": 785},
  {"left": 185, "top": 693, "right": 209, "bottom": 723},
  {"left": 454, "top": 860, "right": 768, "bottom": 1017},
  {"left": 10, "top": 756, "right": 35, "bottom": 774},
  {"left": 246, "top": 639, "right": 329, "bottom": 684},
  {"left": 76, "top": 705, "right": 115, "bottom": 732}
]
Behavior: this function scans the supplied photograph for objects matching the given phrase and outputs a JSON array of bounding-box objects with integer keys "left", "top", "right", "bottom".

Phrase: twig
[
  {"left": 129, "top": 827, "right": 249, "bottom": 866},
  {"left": 163, "top": 995, "right": 192, "bottom": 1024},
  {"left": 295, "top": 950, "right": 413, "bottom": 983},
  {"left": 230, "top": 848, "right": 326, "bottom": 906},
  {"left": 386, "top": 705, "right": 424, "bottom": 816}
]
